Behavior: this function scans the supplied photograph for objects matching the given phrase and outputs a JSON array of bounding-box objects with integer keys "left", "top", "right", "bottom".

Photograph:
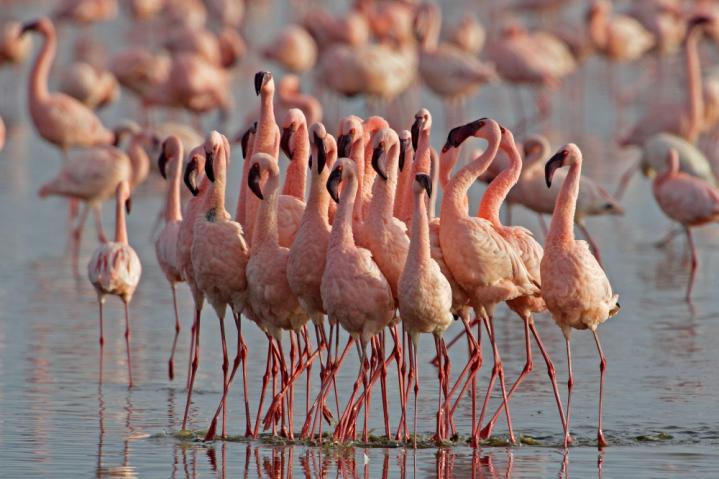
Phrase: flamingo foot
[
  {"left": 205, "top": 419, "right": 218, "bottom": 442},
  {"left": 168, "top": 359, "right": 174, "bottom": 381},
  {"left": 598, "top": 430, "right": 608, "bottom": 449}
]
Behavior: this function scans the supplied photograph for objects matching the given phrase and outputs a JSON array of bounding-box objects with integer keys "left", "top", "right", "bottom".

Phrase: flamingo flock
[{"left": 7, "top": 0, "right": 719, "bottom": 454}]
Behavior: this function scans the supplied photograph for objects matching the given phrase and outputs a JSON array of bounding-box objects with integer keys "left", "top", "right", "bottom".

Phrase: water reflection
[{"left": 97, "top": 386, "right": 137, "bottom": 478}]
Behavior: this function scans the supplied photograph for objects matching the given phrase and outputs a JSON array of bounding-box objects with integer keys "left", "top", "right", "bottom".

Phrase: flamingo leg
[
  {"left": 592, "top": 330, "right": 608, "bottom": 449},
  {"left": 577, "top": 221, "right": 602, "bottom": 265},
  {"left": 71, "top": 203, "right": 91, "bottom": 277},
  {"left": 237, "top": 315, "right": 251, "bottom": 437},
  {"left": 614, "top": 160, "right": 638, "bottom": 200},
  {"left": 92, "top": 205, "right": 107, "bottom": 243},
  {"left": 447, "top": 316, "right": 482, "bottom": 418},
  {"left": 253, "top": 336, "right": 274, "bottom": 438},
  {"left": 168, "top": 284, "right": 181, "bottom": 381},
  {"left": 185, "top": 308, "right": 198, "bottom": 391},
  {"left": 480, "top": 314, "right": 533, "bottom": 439},
  {"left": 124, "top": 302, "right": 133, "bottom": 388},
  {"left": 218, "top": 313, "right": 229, "bottom": 437},
  {"left": 430, "top": 318, "right": 480, "bottom": 364},
  {"left": 433, "top": 336, "right": 443, "bottom": 442},
  {"left": 655, "top": 227, "right": 681, "bottom": 248},
  {"left": 378, "top": 332, "right": 391, "bottom": 439},
  {"left": 334, "top": 341, "right": 367, "bottom": 442},
  {"left": 685, "top": 227, "right": 698, "bottom": 301},
  {"left": 98, "top": 299, "right": 104, "bottom": 384},
  {"left": 564, "top": 337, "right": 573, "bottom": 448},
  {"left": 529, "top": 321, "right": 567, "bottom": 435},
  {"left": 412, "top": 339, "right": 419, "bottom": 448}
]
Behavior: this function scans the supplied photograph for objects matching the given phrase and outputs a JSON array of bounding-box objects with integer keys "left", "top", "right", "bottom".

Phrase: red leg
[
  {"left": 253, "top": 336, "right": 274, "bottom": 438},
  {"left": 378, "top": 332, "right": 391, "bottom": 438},
  {"left": 433, "top": 336, "right": 443, "bottom": 442},
  {"left": 431, "top": 318, "right": 480, "bottom": 364},
  {"left": 529, "top": 321, "right": 567, "bottom": 436},
  {"left": 182, "top": 310, "right": 201, "bottom": 431},
  {"left": 168, "top": 284, "right": 181, "bottom": 381},
  {"left": 564, "top": 337, "right": 573, "bottom": 448},
  {"left": 186, "top": 308, "right": 198, "bottom": 391},
  {"left": 412, "top": 339, "right": 419, "bottom": 448},
  {"left": 237, "top": 316, "right": 251, "bottom": 437},
  {"left": 447, "top": 316, "right": 482, "bottom": 418},
  {"left": 218, "top": 314, "right": 229, "bottom": 437},
  {"left": 480, "top": 314, "right": 533, "bottom": 439},
  {"left": 98, "top": 299, "right": 104, "bottom": 384},
  {"left": 592, "top": 330, "right": 608, "bottom": 449},
  {"left": 124, "top": 302, "right": 133, "bottom": 388},
  {"left": 334, "top": 342, "right": 367, "bottom": 442},
  {"left": 685, "top": 227, "right": 698, "bottom": 301}
]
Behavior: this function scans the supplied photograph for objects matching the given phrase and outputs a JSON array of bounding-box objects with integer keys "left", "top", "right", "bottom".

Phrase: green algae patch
[
  {"left": 174, "top": 430, "right": 197, "bottom": 440},
  {"left": 481, "top": 436, "right": 511, "bottom": 447},
  {"left": 519, "top": 434, "right": 542, "bottom": 446},
  {"left": 635, "top": 432, "right": 673, "bottom": 442}
]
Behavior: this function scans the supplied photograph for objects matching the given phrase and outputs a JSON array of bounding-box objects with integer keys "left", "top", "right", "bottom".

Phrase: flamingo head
[
  {"left": 337, "top": 116, "right": 363, "bottom": 158},
  {"left": 443, "top": 117, "right": 494, "bottom": 152},
  {"left": 184, "top": 145, "right": 205, "bottom": 196},
  {"left": 545, "top": 143, "right": 580, "bottom": 187},
  {"left": 414, "top": 173, "right": 432, "bottom": 198},
  {"left": 235, "top": 121, "right": 257, "bottom": 159},
  {"left": 248, "top": 152, "right": 279, "bottom": 200},
  {"left": 411, "top": 108, "right": 431, "bottom": 151},
  {"left": 20, "top": 17, "right": 52, "bottom": 36},
  {"left": 254, "top": 70, "right": 273, "bottom": 96},
  {"left": 371, "top": 128, "right": 399, "bottom": 181},
  {"left": 309, "top": 122, "right": 328, "bottom": 174},
  {"left": 116, "top": 180, "right": 132, "bottom": 214},
  {"left": 398, "top": 130, "right": 412, "bottom": 172},
  {"left": 280, "top": 108, "right": 306, "bottom": 159},
  {"left": 203, "top": 131, "right": 226, "bottom": 183},
  {"left": 158, "top": 135, "right": 182, "bottom": 179}
]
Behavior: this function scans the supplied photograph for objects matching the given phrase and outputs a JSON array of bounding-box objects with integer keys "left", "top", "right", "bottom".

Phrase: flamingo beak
[
  {"left": 371, "top": 145, "right": 387, "bottom": 181},
  {"left": 184, "top": 158, "right": 200, "bottom": 196},
  {"left": 398, "top": 137, "right": 410, "bottom": 172},
  {"left": 313, "top": 131, "right": 327, "bottom": 173},
  {"left": 158, "top": 150, "right": 168, "bottom": 179},
  {"left": 411, "top": 116, "right": 425, "bottom": 151},
  {"left": 20, "top": 21, "right": 39, "bottom": 34},
  {"left": 254, "top": 71, "right": 271, "bottom": 95},
  {"left": 415, "top": 173, "right": 432, "bottom": 197},
  {"left": 443, "top": 118, "right": 486, "bottom": 152},
  {"left": 280, "top": 126, "right": 294, "bottom": 159},
  {"left": 248, "top": 163, "right": 263, "bottom": 200},
  {"left": 326, "top": 166, "right": 342, "bottom": 203},
  {"left": 204, "top": 150, "right": 215, "bottom": 182},
  {"left": 337, "top": 134, "right": 352, "bottom": 158},
  {"left": 125, "top": 197, "right": 132, "bottom": 214},
  {"left": 545, "top": 152, "right": 565, "bottom": 188},
  {"left": 239, "top": 122, "right": 257, "bottom": 159}
]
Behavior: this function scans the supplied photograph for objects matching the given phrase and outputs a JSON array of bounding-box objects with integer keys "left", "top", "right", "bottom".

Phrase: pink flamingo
[
  {"left": 154, "top": 135, "right": 185, "bottom": 381},
  {"left": 87, "top": 180, "right": 141, "bottom": 387},
  {"left": 439, "top": 118, "right": 538, "bottom": 446},
  {"left": 336, "top": 115, "right": 367, "bottom": 223},
  {"left": 445, "top": 16, "right": 485, "bottom": 55},
  {"left": 263, "top": 25, "right": 317, "bottom": 74},
  {"left": 542, "top": 143, "right": 621, "bottom": 449},
  {"left": 474, "top": 127, "right": 567, "bottom": 442},
  {"left": 190, "top": 132, "right": 251, "bottom": 440},
  {"left": 246, "top": 152, "right": 311, "bottom": 440},
  {"left": 277, "top": 75, "right": 323, "bottom": 127},
  {"left": 393, "top": 130, "right": 414, "bottom": 224},
  {"left": 53, "top": 0, "right": 118, "bottom": 25},
  {"left": 652, "top": 148, "right": 719, "bottom": 300},
  {"left": 0, "top": 20, "right": 31, "bottom": 66},
  {"left": 398, "top": 169, "right": 454, "bottom": 446},
  {"left": 280, "top": 108, "right": 309, "bottom": 201},
  {"left": 21, "top": 18, "right": 114, "bottom": 154},
  {"left": 587, "top": 0, "right": 655, "bottom": 63},
  {"left": 58, "top": 61, "right": 119, "bottom": 110},
  {"left": 322, "top": 158, "right": 395, "bottom": 443}
]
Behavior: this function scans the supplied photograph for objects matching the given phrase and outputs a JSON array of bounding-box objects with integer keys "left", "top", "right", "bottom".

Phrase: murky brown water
[{"left": 1, "top": 1, "right": 719, "bottom": 477}]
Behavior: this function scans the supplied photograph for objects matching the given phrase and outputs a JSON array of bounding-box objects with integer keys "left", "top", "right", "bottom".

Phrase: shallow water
[{"left": 2, "top": 1, "right": 719, "bottom": 478}]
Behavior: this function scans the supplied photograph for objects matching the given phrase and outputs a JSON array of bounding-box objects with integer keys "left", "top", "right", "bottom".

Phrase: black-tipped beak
[
  {"left": 184, "top": 158, "right": 200, "bottom": 196},
  {"left": 205, "top": 151, "right": 216, "bottom": 182},
  {"left": 411, "top": 116, "right": 424, "bottom": 151},
  {"left": 280, "top": 126, "right": 294, "bottom": 159},
  {"left": 443, "top": 118, "right": 486, "bottom": 152},
  {"left": 337, "top": 134, "right": 352, "bottom": 158},
  {"left": 248, "top": 163, "right": 263, "bottom": 199},
  {"left": 158, "top": 151, "right": 168, "bottom": 179},
  {"left": 313, "top": 131, "right": 327, "bottom": 173},
  {"left": 21, "top": 21, "right": 39, "bottom": 34},
  {"left": 398, "top": 138, "right": 410, "bottom": 172},
  {"left": 416, "top": 173, "right": 432, "bottom": 197},
  {"left": 371, "top": 146, "right": 387, "bottom": 181},
  {"left": 254, "top": 71, "right": 270, "bottom": 95},
  {"left": 240, "top": 122, "right": 256, "bottom": 159},
  {"left": 326, "top": 167, "right": 342, "bottom": 203},
  {"left": 545, "top": 152, "right": 564, "bottom": 188},
  {"left": 125, "top": 197, "right": 132, "bottom": 214}
]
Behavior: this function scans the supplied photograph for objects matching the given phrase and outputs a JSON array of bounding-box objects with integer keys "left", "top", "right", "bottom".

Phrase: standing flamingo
[
  {"left": 394, "top": 130, "right": 414, "bottom": 224},
  {"left": 398, "top": 170, "right": 453, "bottom": 446},
  {"left": 154, "top": 135, "right": 185, "bottom": 381},
  {"left": 322, "top": 158, "right": 395, "bottom": 443},
  {"left": 190, "top": 132, "right": 251, "bottom": 440},
  {"left": 439, "top": 118, "right": 538, "bottom": 445},
  {"left": 87, "top": 181, "right": 141, "bottom": 387},
  {"left": 652, "top": 148, "right": 719, "bottom": 300},
  {"left": 542, "top": 143, "right": 621, "bottom": 449},
  {"left": 280, "top": 108, "right": 310, "bottom": 201}
]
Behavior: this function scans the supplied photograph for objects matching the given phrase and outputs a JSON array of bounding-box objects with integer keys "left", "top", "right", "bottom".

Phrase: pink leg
[
  {"left": 433, "top": 336, "right": 443, "bottom": 442},
  {"left": 529, "top": 322, "right": 567, "bottom": 435},
  {"left": 334, "top": 342, "right": 367, "bottom": 442},
  {"left": 92, "top": 205, "right": 107, "bottom": 243},
  {"left": 71, "top": 204, "right": 90, "bottom": 277},
  {"left": 440, "top": 339, "right": 455, "bottom": 436},
  {"left": 181, "top": 310, "right": 201, "bottom": 430},
  {"left": 186, "top": 308, "right": 198, "bottom": 391},
  {"left": 378, "top": 333, "right": 391, "bottom": 438},
  {"left": 592, "top": 330, "right": 608, "bottom": 449},
  {"left": 480, "top": 314, "right": 533, "bottom": 439},
  {"left": 98, "top": 299, "right": 104, "bottom": 384},
  {"left": 253, "top": 336, "right": 274, "bottom": 438},
  {"left": 218, "top": 314, "right": 229, "bottom": 437},
  {"left": 168, "top": 284, "right": 181, "bottom": 381},
  {"left": 614, "top": 161, "right": 638, "bottom": 200},
  {"left": 577, "top": 222, "right": 602, "bottom": 266},
  {"left": 447, "top": 317, "right": 482, "bottom": 419},
  {"left": 431, "top": 318, "right": 480, "bottom": 364},
  {"left": 564, "top": 337, "right": 573, "bottom": 448},
  {"left": 412, "top": 340, "right": 419, "bottom": 448},
  {"left": 237, "top": 315, "right": 252, "bottom": 437},
  {"left": 685, "top": 227, "right": 698, "bottom": 301},
  {"left": 124, "top": 302, "right": 133, "bottom": 388}
]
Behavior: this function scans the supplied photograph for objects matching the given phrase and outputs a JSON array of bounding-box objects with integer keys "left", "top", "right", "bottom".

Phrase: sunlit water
[{"left": 1, "top": 1, "right": 719, "bottom": 477}]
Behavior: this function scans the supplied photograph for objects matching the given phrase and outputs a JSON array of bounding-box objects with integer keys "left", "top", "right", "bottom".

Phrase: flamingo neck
[
  {"left": 588, "top": 10, "right": 608, "bottom": 50},
  {"left": 395, "top": 147, "right": 414, "bottom": 223},
  {"left": 165, "top": 154, "right": 183, "bottom": 222},
  {"left": 257, "top": 91, "right": 278, "bottom": 156},
  {"left": 282, "top": 125, "right": 309, "bottom": 200},
  {"left": 478, "top": 143, "right": 521, "bottom": 227},
  {"left": 329, "top": 175, "right": 358, "bottom": 249},
  {"left": 428, "top": 148, "right": 439, "bottom": 220},
  {"left": 685, "top": 27, "right": 704, "bottom": 141},
  {"left": 128, "top": 140, "right": 149, "bottom": 188},
  {"left": 205, "top": 158, "right": 228, "bottom": 218},
  {"left": 547, "top": 158, "right": 581, "bottom": 246},
  {"left": 30, "top": 28, "right": 54, "bottom": 102},
  {"left": 237, "top": 135, "right": 255, "bottom": 226},
  {"left": 252, "top": 173, "right": 280, "bottom": 247},
  {"left": 115, "top": 196, "right": 128, "bottom": 245},
  {"left": 409, "top": 190, "right": 431, "bottom": 265},
  {"left": 305, "top": 169, "right": 330, "bottom": 226},
  {"left": 349, "top": 140, "right": 365, "bottom": 221},
  {"left": 368, "top": 144, "right": 400, "bottom": 224}
]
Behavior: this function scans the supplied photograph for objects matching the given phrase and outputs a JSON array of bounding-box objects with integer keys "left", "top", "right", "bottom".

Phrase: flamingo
[
  {"left": 439, "top": 118, "right": 538, "bottom": 445},
  {"left": 279, "top": 108, "right": 310, "bottom": 201},
  {"left": 277, "top": 75, "right": 323, "bottom": 127},
  {"left": 87, "top": 180, "right": 141, "bottom": 387},
  {"left": 154, "top": 135, "right": 185, "bottom": 381},
  {"left": 58, "top": 61, "right": 119, "bottom": 110},
  {"left": 397, "top": 170, "right": 453, "bottom": 446},
  {"left": 246, "top": 152, "right": 310, "bottom": 440},
  {"left": 445, "top": 16, "right": 486, "bottom": 56},
  {"left": 164, "top": 24, "right": 245, "bottom": 69},
  {"left": 628, "top": 0, "right": 685, "bottom": 56},
  {"left": 394, "top": 129, "right": 414, "bottom": 225},
  {"left": 263, "top": 25, "right": 317, "bottom": 74},
  {"left": 542, "top": 143, "right": 621, "bottom": 449},
  {"left": 652, "top": 148, "right": 719, "bottom": 300},
  {"left": 190, "top": 132, "right": 251, "bottom": 440},
  {"left": 586, "top": 0, "right": 655, "bottom": 63},
  {"left": 336, "top": 115, "right": 368, "bottom": 223},
  {"left": 53, "top": 0, "right": 118, "bottom": 25},
  {"left": 20, "top": 18, "right": 114, "bottom": 153},
  {"left": 321, "top": 158, "right": 395, "bottom": 443},
  {"left": 0, "top": 20, "right": 31, "bottom": 67}
]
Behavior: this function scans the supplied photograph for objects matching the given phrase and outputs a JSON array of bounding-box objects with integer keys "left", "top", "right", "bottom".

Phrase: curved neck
[
  {"left": 257, "top": 90, "right": 278, "bottom": 155},
  {"left": 205, "top": 156, "right": 228, "bottom": 216},
  {"left": 439, "top": 146, "right": 460, "bottom": 190},
  {"left": 282, "top": 125, "right": 309, "bottom": 200},
  {"left": 409, "top": 190, "right": 430, "bottom": 264},
  {"left": 330, "top": 174, "right": 358, "bottom": 249},
  {"left": 252, "top": 172, "right": 280, "bottom": 247},
  {"left": 478, "top": 143, "right": 521, "bottom": 227},
  {"left": 429, "top": 148, "right": 439, "bottom": 220},
  {"left": 547, "top": 158, "right": 581, "bottom": 245},
  {"left": 588, "top": 10, "right": 608, "bottom": 50},
  {"left": 30, "top": 29, "right": 54, "bottom": 101},
  {"left": 306, "top": 168, "right": 330, "bottom": 224},
  {"left": 368, "top": 143, "right": 399, "bottom": 223},
  {"left": 115, "top": 196, "right": 128, "bottom": 244},
  {"left": 237, "top": 135, "right": 255, "bottom": 226},
  {"left": 165, "top": 154, "right": 183, "bottom": 222},
  {"left": 349, "top": 140, "right": 365, "bottom": 221},
  {"left": 128, "top": 140, "right": 149, "bottom": 187},
  {"left": 685, "top": 27, "right": 704, "bottom": 140}
]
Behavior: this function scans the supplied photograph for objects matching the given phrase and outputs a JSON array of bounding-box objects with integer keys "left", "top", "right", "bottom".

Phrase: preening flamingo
[
  {"left": 652, "top": 148, "right": 719, "bottom": 300},
  {"left": 263, "top": 25, "right": 317, "bottom": 74},
  {"left": 87, "top": 180, "right": 141, "bottom": 388},
  {"left": 542, "top": 143, "right": 621, "bottom": 449}
]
